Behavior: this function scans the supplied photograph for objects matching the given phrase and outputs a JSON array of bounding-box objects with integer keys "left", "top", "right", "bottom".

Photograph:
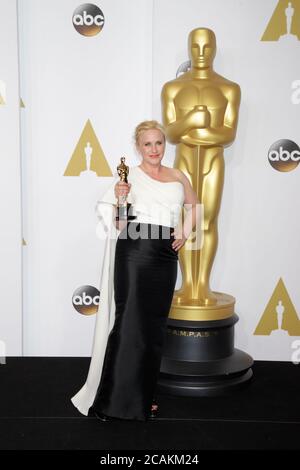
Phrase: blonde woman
[{"left": 72, "top": 120, "right": 199, "bottom": 421}]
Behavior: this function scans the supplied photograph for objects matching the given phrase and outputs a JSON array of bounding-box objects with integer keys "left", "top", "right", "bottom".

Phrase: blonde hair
[{"left": 134, "top": 120, "right": 166, "bottom": 147}]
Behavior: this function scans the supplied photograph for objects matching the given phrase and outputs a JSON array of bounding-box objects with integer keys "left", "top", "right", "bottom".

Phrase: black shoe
[{"left": 94, "top": 411, "right": 110, "bottom": 421}]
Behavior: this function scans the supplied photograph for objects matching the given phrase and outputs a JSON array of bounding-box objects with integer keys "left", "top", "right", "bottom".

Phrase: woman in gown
[{"left": 71, "top": 120, "right": 199, "bottom": 421}]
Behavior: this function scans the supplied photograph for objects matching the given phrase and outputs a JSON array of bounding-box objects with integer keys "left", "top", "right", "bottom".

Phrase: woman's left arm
[{"left": 171, "top": 170, "right": 201, "bottom": 252}]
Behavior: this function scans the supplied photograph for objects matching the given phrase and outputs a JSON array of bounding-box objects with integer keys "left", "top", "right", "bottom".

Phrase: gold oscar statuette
[{"left": 115, "top": 157, "right": 136, "bottom": 221}]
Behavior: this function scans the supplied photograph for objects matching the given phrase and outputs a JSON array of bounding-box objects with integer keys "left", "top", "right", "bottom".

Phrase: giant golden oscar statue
[{"left": 159, "top": 28, "right": 253, "bottom": 396}]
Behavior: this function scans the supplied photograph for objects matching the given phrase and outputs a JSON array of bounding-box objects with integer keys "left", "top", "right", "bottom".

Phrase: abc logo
[
  {"left": 268, "top": 139, "right": 300, "bottom": 172},
  {"left": 72, "top": 4, "right": 105, "bottom": 37},
  {"left": 291, "top": 80, "right": 300, "bottom": 105},
  {"left": 72, "top": 285, "right": 100, "bottom": 315}
]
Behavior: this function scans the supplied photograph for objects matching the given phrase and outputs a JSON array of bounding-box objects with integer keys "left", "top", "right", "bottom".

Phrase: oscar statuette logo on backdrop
[
  {"left": 261, "top": 0, "right": 300, "bottom": 42},
  {"left": 254, "top": 278, "right": 300, "bottom": 336},
  {"left": 72, "top": 3, "right": 105, "bottom": 37}
]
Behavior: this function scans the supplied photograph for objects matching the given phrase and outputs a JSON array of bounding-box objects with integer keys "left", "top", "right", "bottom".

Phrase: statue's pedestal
[{"left": 157, "top": 294, "right": 253, "bottom": 396}]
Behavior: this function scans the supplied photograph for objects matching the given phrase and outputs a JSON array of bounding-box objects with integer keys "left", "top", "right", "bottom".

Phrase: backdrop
[{"left": 1, "top": 0, "right": 299, "bottom": 361}]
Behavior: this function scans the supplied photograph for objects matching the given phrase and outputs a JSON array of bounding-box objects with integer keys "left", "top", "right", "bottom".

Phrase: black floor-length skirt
[{"left": 91, "top": 222, "right": 178, "bottom": 421}]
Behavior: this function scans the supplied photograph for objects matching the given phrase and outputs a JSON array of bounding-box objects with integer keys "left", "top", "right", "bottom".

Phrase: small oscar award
[{"left": 115, "top": 157, "right": 136, "bottom": 221}]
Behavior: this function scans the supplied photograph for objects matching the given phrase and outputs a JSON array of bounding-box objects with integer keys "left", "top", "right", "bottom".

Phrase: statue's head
[{"left": 188, "top": 28, "right": 216, "bottom": 69}]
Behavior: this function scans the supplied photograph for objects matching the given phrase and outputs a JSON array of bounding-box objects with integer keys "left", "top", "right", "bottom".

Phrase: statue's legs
[{"left": 173, "top": 145, "right": 224, "bottom": 305}]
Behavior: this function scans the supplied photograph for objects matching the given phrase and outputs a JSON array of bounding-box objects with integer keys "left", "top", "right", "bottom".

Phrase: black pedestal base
[{"left": 157, "top": 314, "right": 253, "bottom": 397}]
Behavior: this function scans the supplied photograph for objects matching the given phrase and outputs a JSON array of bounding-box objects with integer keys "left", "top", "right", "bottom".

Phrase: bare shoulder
[{"left": 173, "top": 168, "right": 190, "bottom": 184}]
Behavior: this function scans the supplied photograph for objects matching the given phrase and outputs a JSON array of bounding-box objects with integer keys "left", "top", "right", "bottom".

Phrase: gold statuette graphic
[
  {"left": 261, "top": 0, "right": 300, "bottom": 42},
  {"left": 115, "top": 157, "right": 136, "bottom": 221}
]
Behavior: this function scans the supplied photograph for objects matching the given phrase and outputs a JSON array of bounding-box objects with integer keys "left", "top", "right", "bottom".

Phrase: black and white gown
[{"left": 71, "top": 166, "right": 185, "bottom": 421}]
